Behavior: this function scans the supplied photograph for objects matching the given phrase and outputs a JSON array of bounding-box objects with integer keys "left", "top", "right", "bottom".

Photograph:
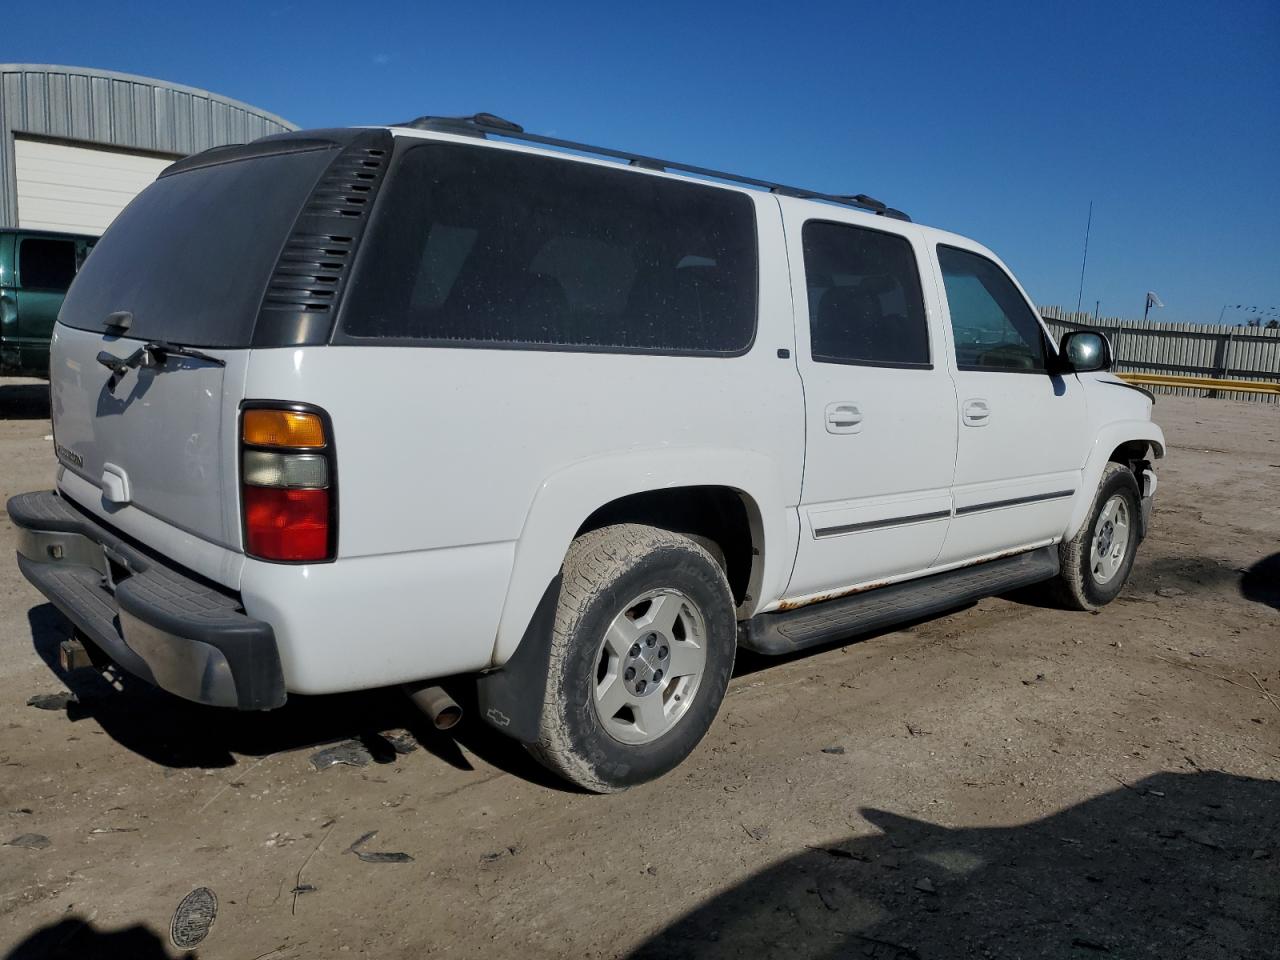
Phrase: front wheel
[
  {"left": 1053, "top": 463, "right": 1142, "bottom": 610},
  {"left": 527, "top": 523, "right": 737, "bottom": 792}
]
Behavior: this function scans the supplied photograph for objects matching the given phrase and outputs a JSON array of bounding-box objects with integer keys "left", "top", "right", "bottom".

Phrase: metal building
[{"left": 0, "top": 64, "right": 295, "bottom": 235}]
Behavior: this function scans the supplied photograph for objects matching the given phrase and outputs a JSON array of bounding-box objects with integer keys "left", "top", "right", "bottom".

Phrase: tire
[
  {"left": 1052, "top": 462, "right": 1142, "bottom": 610},
  {"left": 527, "top": 523, "right": 737, "bottom": 792}
]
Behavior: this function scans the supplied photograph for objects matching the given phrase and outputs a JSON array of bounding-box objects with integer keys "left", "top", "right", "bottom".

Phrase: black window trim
[
  {"left": 936, "top": 242, "right": 1057, "bottom": 375},
  {"left": 330, "top": 138, "right": 761, "bottom": 359},
  {"left": 801, "top": 217, "right": 934, "bottom": 371}
]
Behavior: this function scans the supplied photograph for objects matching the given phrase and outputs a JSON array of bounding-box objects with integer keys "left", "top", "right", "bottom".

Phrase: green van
[{"left": 0, "top": 228, "right": 97, "bottom": 377}]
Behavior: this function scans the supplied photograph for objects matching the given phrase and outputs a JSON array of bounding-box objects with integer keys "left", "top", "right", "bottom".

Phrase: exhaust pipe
[{"left": 404, "top": 683, "right": 463, "bottom": 731}]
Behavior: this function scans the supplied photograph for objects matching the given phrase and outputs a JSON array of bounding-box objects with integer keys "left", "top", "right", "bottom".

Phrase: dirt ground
[{"left": 0, "top": 377, "right": 1276, "bottom": 960}]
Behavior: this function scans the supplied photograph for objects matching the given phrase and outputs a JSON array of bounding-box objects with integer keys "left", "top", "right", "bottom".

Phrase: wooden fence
[{"left": 1040, "top": 305, "right": 1280, "bottom": 404}]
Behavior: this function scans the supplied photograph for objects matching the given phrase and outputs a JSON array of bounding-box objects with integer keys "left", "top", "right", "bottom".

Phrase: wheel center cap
[
  {"left": 626, "top": 632, "right": 671, "bottom": 696},
  {"left": 1099, "top": 522, "right": 1114, "bottom": 553}
]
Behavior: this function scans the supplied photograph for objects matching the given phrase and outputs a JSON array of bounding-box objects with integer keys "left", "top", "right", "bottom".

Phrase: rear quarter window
[{"left": 338, "top": 142, "right": 758, "bottom": 355}]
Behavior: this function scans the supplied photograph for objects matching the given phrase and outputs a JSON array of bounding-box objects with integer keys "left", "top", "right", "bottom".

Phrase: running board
[{"left": 741, "top": 546, "right": 1059, "bottom": 655}]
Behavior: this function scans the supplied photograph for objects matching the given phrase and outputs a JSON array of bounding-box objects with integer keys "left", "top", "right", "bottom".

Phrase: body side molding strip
[
  {"left": 956, "top": 489, "right": 1075, "bottom": 516},
  {"left": 814, "top": 509, "right": 951, "bottom": 539}
]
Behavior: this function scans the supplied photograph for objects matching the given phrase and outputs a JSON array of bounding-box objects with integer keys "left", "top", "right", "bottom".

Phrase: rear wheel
[
  {"left": 528, "top": 524, "right": 736, "bottom": 792},
  {"left": 1053, "top": 463, "right": 1141, "bottom": 610}
]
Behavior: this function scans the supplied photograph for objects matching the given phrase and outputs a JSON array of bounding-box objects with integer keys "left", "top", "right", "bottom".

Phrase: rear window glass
[
  {"left": 19, "top": 238, "right": 77, "bottom": 291},
  {"left": 339, "top": 142, "right": 758, "bottom": 355},
  {"left": 58, "top": 147, "right": 337, "bottom": 347}
]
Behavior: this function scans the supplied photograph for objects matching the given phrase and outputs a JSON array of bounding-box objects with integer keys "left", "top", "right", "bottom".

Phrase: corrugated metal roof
[{"left": 0, "top": 64, "right": 297, "bottom": 227}]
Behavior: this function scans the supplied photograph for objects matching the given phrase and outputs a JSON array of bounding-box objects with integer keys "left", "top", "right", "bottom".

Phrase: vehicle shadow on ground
[
  {"left": 1005, "top": 549, "right": 1280, "bottom": 613},
  {"left": 1, "top": 918, "right": 181, "bottom": 959},
  {"left": 0, "top": 380, "right": 51, "bottom": 420},
  {"left": 1241, "top": 553, "right": 1280, "bottom": 611},
  {"left": 26, "top": 600, "right": 972, "bottom": 789},
  {"left": 23, "top": 542, "right": 1276, "bottom": 789},
  {"left": 24, "top": 604, "right": 571, "bottom": 790},
  {"left": 627, "top": 770, "right": 1279, "bottom": 959}
]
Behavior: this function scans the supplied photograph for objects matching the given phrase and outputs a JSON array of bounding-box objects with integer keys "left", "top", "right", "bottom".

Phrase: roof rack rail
[{"left": 391, "top": 113, "right": 910, "bottom": 222}]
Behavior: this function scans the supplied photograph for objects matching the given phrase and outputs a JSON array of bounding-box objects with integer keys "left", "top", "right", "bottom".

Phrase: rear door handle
[
  {"left": 825, "top": 402, "right": 863, "bottom": 434},
  {"left": 962, "top": 398, "right": 990, "bottom": 426}
]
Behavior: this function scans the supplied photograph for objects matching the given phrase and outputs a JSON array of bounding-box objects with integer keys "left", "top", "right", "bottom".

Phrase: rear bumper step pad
[{"left": 7, "top": 490, "right": 285, "bottom": 710}]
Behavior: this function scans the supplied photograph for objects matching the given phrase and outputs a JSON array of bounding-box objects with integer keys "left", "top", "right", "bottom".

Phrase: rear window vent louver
[
  {"left": 302, "top": 149, "right": 385, "bottom": 219},
  {"left": 256, "top": 132, "right": 392, "bottom": 338},
  {"left": 262, "top": 233, "right": 354, "bottom": 310}
]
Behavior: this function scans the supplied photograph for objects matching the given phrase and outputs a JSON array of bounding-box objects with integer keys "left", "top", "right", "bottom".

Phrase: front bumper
[{"left": 7, "top": 490, "right": 285, "bottom": 710}]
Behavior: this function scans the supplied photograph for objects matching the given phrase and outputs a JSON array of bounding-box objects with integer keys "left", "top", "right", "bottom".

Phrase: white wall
[{"left": 14, "top": 137, "right": 174, "bottom": 235}]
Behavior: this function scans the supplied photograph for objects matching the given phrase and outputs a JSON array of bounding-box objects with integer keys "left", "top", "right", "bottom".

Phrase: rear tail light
[{"left": 241, "top": 405, "right": 336, "bottom": 562}]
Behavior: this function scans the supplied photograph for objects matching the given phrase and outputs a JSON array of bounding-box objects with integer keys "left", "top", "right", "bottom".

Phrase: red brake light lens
[
  {"left": 241, "top": 405, "right": 335, "bottom": 562},
  {"left": 244, "top": 487, "right": 330, "bottom": 561}
]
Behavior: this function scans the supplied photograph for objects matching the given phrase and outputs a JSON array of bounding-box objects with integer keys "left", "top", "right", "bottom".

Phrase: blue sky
[{"left": 8, "top": 0, "right": 1278, "bottom": 325}]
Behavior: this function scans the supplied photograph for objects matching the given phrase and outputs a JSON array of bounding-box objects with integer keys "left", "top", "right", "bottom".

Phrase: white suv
[{"left": 9, "top": 114, "right": 1163, "bottom": 791}]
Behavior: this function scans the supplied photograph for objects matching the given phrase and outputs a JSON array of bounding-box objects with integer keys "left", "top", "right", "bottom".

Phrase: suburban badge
[{"left": 54, "top": 444, "right": 83, "bottom": 468}]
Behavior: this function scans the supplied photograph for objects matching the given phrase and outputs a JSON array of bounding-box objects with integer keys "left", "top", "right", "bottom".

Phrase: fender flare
[
  {"left": 488, "top": 447, "right": 793, "bottom": 667},
  {"left": 1065, "top": 419, "right": 1166, "bottom": 540}
]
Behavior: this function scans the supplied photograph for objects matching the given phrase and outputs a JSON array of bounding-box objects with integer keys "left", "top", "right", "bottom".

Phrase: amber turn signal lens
[{"left": 243, "top": 409, "right": 326, "bottom": 448}]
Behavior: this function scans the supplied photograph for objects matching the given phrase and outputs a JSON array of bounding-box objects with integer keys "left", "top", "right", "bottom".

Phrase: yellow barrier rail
[{"left": 1117, "top": 372, "right": 1280, "bottom": 396}]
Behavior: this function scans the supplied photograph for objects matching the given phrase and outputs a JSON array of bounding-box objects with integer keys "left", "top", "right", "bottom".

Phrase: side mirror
[{"left": 1058, "top": 330, "right": 1112, "bottom": 373}]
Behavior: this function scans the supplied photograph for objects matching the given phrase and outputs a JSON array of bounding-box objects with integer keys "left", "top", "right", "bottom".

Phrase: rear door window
[
  {"left": 938, "top": 245, "right": 1046, "bottom": 371},
  {"left": 802, "top": 220, "right": 930, "bottom": 367},
  {"left": 339, "top": 142, "right": 758, "bottom": 355},
  {"left": 19, "top": 238, "right": 77, "bottom": 291}
]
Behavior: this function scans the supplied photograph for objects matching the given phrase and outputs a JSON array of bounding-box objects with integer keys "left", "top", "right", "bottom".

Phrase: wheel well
[
  {"left": 1109, "top": 440, "right": 1158, "bottom": 501},
  {"left": 1109, "top": 440, "right": 1153, "bottom": 470},
  {"left": 576, "top": 487, "right": 757, "bottom": 606}
]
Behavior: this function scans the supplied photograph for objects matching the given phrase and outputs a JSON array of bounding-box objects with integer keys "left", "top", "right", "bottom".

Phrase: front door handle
[
  {"left": 825, "top": 402, "right": 863, "bottom": 434},
  {"left": 962, "top": 398, "right": 990, "bottom": 426}
]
